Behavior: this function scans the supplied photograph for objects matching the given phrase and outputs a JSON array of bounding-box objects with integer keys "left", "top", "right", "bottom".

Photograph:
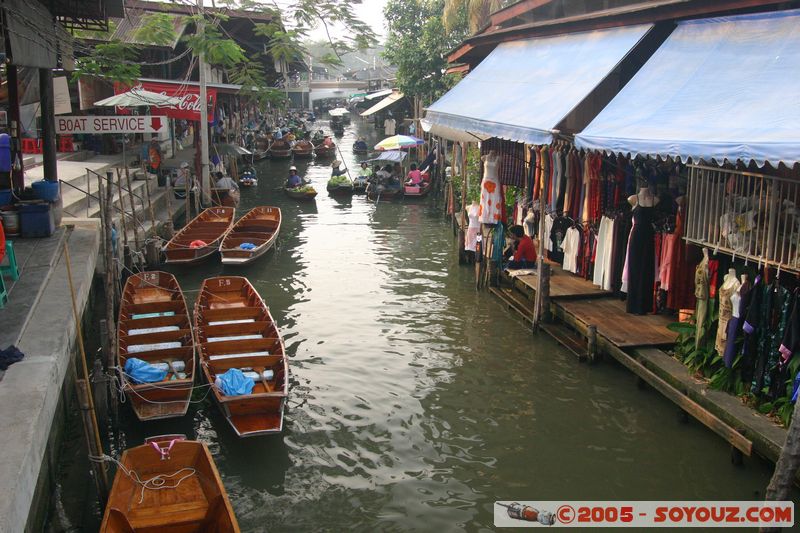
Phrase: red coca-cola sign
[{"left": 114, "top": 80, "right": 217, "bottom": 122}]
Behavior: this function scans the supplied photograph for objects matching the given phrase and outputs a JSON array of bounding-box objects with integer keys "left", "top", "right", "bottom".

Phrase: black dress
[{"left": 626, "top": 206, "right": 655, "bottom": 314}]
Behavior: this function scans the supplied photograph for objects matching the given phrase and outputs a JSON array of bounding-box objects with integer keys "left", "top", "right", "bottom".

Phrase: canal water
[{"left": 56, "top": 118, "right": 784, "bottom": 532}]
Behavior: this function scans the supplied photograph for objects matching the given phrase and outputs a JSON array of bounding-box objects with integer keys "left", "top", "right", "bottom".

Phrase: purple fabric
[
  {"left": 723, "top": 316, "right": 740, "bottom": 368},
  {"left": 780, "top": 343, "right": 793, "bottom": 362},
  {"left": 742, "top": 320, "right": 754, "bottom": 335}
]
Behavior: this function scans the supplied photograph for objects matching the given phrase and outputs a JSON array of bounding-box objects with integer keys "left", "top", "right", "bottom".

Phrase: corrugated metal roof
[{"left": 111, "top": 8, "right": 187, "bottom": 48}]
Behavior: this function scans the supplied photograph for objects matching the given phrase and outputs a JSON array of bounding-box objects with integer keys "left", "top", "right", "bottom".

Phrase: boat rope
[
  {"left": 111, "top": 366, "right": 217, "bottom": 405},
  {"left": 89, "top": 454, "right": 197, "bottom": 505}
]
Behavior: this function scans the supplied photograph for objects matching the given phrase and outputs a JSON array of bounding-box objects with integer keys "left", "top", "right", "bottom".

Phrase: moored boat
[
  {"left": 268, "top": 139, "right": 292, "bottom": 159},
  {"left": 403, "top": 179, "right": 433, "bottom": 198},
  {"left": 117, "top": 272, "right": 194, "bottom": 421},
  {"left": 99, "top": 435, "right": 239, "bottom": 532},
  {"left": 194, "top": 276, "right": 289, "bottom": 437},
  {"left": 220, "top": 206, "right": 281, "bottom": 265},
  {"left": 163, "top": 207, "right": 235, "bottom": 264},
  {"left": 292, "top": 140, "right": 314, "bottom": 158},
  {"left": 313, "top": 142, "right": 336, "bottom": 158}
]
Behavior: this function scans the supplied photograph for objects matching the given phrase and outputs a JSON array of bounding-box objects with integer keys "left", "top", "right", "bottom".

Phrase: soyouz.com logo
[{"left": 494, "top": 501, "right": 794, "bottom": 528}]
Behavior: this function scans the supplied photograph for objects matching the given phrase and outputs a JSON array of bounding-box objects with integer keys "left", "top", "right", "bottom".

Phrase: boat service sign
[{"left": 55, "top": 115, "right": 168, "bottom": 135}]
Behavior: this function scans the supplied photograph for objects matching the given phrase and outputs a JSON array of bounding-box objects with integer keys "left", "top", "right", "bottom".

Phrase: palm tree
[{"left": 443, "top": 0, "right": 509, "bottom": 35}]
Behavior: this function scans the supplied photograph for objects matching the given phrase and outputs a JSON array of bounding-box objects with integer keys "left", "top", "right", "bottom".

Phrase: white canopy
[
  {"left": 360, "top": 92, "right": 404, "bottom": 117},
  {"left": 94, "top": 88, "right": 182, "bottom": 108}
]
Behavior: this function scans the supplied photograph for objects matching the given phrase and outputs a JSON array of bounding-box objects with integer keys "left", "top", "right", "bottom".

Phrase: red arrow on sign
[{"left": 150, "top": 117, "right": 163, "bottom": 131}]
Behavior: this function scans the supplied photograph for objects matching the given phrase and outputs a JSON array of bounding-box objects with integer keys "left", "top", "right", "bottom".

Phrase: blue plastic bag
[
  {"left": 124, "top": 357, "right": 167, "bottom": 384},
  {"left": 217, "top": 368, "right": 255, "bottom": 396}
]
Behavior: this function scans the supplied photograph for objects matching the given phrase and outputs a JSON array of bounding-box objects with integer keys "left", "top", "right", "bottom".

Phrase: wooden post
[
  {"left": 164, "top": 174, "right": 175, "bottom": 238},
  {"left": 114, "top": 171, "right": 129, "bottom": 251},
  {"left": 533, "top": 147, "right": 549, "bottom": 331},
  {"left": 143, "top": 172, "right": 159, "bottom": 239},
  {"left": 760, "top": 398, "right": 800, "bottom": 533},
  {"left": 100, "top": 174, "right": 117, "bottom": 362},
  {"left": 538, "top": 263, "right": 551, "bottom": 326},
  {"left": 586, "top": 325, "right": 597, "bottom": 363},
  {"left": 119, "top": 168, "right": 141, "bottom": 252}
]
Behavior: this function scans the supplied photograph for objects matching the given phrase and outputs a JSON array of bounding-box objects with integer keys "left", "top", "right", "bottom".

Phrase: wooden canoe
[
  {"left": 163, "top": 207, "right": 235, "bottom": 265},
  {"left": 314, "top": 143, "right": 336, "bottom": 158},
  {"left": 268, "top": 140, "right": 292, "bottom": 159},
  {"left": 326, "top": 181, "right": 354, "bottom": 196},
  {"left": 117, "top": 272, "right": 194, "bottom": 421},
  {"left": 194, "top": 277, "right": 289, "bottom": 437},
  {"left": 292, "top": 141, "right": 314, "bottom": 158},
  {"left": 366, "top": 184, "right": 403, "bottom": 201},
  {"left": 100, "top": 435, "right": 239, "bottom": 533},
  {"left": 403, "top": 180, "right": 433, "bottom": 198},
  {"left": 284, "top": 187, "right": 317, "bottom": 200},
  {"left": 220, "top": 207, "right": 281, "bottom": 265}
]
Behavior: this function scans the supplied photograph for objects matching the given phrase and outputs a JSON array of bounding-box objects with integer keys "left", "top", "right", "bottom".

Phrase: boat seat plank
[
  {"left": 206, "top": 354, "right": 283, "bottom": 373},
  {"left": 125, "top": 301, "right": 185, "bottom": 315},
  {"left": 200, "top": 321, "right": 272, "bottom": 337},
  {"left": 120, "top": 314, "right": 189, "bottom": 331},
  {"left": 120, "top": 346, "right": 193, "bottom": 363},
  {"left": 121, "top": 328, "right": 192, "bottom": 345}
]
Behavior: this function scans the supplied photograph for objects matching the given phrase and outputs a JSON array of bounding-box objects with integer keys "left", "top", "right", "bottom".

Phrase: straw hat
[
  {"left": 289, "top": 165, "right": 297, "bottom": 171},
  {"left": 332, "top": 160, "right": 341, "bottom": 167}
]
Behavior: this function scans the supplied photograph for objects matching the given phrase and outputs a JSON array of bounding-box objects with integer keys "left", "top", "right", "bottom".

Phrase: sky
[{"left": 272, "top": 0, "right": 390, "bottom": 42}]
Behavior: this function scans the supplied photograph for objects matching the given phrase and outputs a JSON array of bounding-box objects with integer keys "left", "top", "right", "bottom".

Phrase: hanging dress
[
  {"left": 465, "top": 204, "right": 481, "bottom": 252},
  {"left": 479, "top": 156, "right": 503, "bottom": 224},
  {"left": 625, "top": 206, "right": 656, "bottom": 314},
  {"left": 715, "top": 275, "right": 741, "bottom": 355}
]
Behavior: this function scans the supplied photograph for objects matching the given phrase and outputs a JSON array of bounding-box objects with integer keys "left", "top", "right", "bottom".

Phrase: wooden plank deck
[
  {"left": 510, "top": 264, "right": 610, "bottom": 300},
  {"left": 557, "top": 298, "right": 675, "bottom": 348}
]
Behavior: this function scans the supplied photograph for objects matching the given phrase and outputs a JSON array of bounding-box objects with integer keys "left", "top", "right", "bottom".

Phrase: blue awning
[
  {"left": 425, "top": 24, "right": 652, "bottom": 145},
  {"left": 575, "top": 10, "right": 800, "bottom": 167}
]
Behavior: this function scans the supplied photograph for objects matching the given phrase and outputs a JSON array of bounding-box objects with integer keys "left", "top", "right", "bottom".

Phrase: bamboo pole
[
  {"left": 121, "top": 167, "right": 141, "bottom": 251},
  {"left": 143, "top": 173, "right": 158, "bottom": 239},
  {"left": 64, "top": 241, "right": 109, "bottom": 501},
  {"left": 115, "top": 171, "right": 129, "bottom": 251}
]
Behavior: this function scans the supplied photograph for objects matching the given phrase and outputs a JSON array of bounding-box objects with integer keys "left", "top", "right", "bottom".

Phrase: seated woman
[
  {"left": 505, "top": 225, "right": 537, "bottom": 270},
  {"left": 286, "top": 166, "right": 303, "bottom": 188},
  {"left": 405, "top": 163, "right": 422, "bottom": 186}
]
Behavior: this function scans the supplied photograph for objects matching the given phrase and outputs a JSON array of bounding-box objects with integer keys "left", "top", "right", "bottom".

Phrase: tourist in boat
[
  {"left": 505, "top": 225, "right": 537, "bottom": 270},
  {"left": 405, "top": 163, "right": 423, "bottom": 186},
  {"left": 215, "top": 171, "right": 239, "bottom": 192},
  {"left": 358, "top": 162, "right": 372, "bottom": 179},
  {"left": 331, "top": 160, "right": 347, "bottom": 178},
  {"left": 287, "top": 165, "right": 303, "bottom": 188}
]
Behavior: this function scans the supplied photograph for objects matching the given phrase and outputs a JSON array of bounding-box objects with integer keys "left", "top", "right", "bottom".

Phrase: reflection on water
[{"left": 90, "top": 117, "right": 783, "bottom": 531}]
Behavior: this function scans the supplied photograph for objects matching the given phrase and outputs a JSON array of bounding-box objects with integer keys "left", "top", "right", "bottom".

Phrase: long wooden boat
[
  {"left": 163, "top": 207, "right": 235, "bottom": 264},
  {"left": 268, "top": 139, "right": 292, "bottom": 159},
  {"left": 292, "top": 140, "right": 314, "bottom": 159},
  {"left": 253, "top": 135, "right": 271, "bottom": 160},
  {"left": 284, "top": 186, "right": 317, "bottom": 200},
  {"left": 220, "top": 206, "right": 281, "bottom": 265},
  {"left": 194, "top": 277, "right": 289, "bottom": 437},
  {"left": 326, "top": 181, "right": 354, "bottom": 197},
  {"left": 100, "top": 435, "right": 239, "bottom": 532},
  {"left": 366, "top": 184, "right": 403, "bottom": 201},
  {"left": 403, "top": 180, "right": 433, "bottom": 198},
  {"left": 313, "top": 143, "right": 336, "bottom": 158},
  {"left": 117, "top": 272, "right": 195, "bottom": 421}
]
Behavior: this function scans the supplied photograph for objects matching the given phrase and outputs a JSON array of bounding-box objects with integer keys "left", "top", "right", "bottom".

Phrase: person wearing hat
[
  {"left": 331, "top": 160, "right": 346, "bottom": 178},
  {"left": 173, "top": 161, "right": 194, "bottom": 200},
  {"left": 287, "top": 165, "right": 303, "bottom": 188}
]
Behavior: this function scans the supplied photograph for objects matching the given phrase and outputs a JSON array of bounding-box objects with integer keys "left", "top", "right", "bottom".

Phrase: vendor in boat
[
  {"left": 505, "top": 225, "right": 538, "bottom": 270},
  {"left": 353, "top": 137, "right": 368, "bottom": 151},
  {"left": 331, "top": 160, "right": 347, "bottom": 178},
  {"left": 287, "top": 165, "right": 303, "bottom": 189},
  {"left": 214, "top": 171, "right": 239, "bottom": 191},
  {"left": 358, "top": 162, "right": 373, "bottom": 178},
  {"left": 405, "top": 163, "right": 423, "bottom": 186}
]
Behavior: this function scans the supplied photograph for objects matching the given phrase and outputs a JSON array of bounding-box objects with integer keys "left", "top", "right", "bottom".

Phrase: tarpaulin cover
[
  {"left": 361, "top": 92, "right": 404, "bottom": 117},
  {"left": 425, "top": 24, "right": 652, "bottom": 145},
  {"left": 575, "top": 10, "right": 800, "bottom": 167},
  {"left": 216, "top": 368, "right": 255, "bottom": 396},
  {"left": 124, "top": 357, "right": 167, "bottom": 384},
  {"left": 4, "top": 0, "right": 62, "bottom": 69}
]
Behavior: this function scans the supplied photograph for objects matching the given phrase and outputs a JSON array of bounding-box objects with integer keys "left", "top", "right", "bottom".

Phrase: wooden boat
[
  {"left": 366, "top": 183, "right": 403, "bottom": 201},
  {"left": 327, "top": 179, "right": 354, "bottom": 197},
  {"left": 352, "top": 142, "right": 368, "bottom": 155},
  {"left": 352, "top": 176, "right": 369, "bottom": 194},
  {"left": 268, "top": 139, "right": 292, "bottom": 159},
  {"left": 253, "top": 135, "right": 271, "bottom": 160},
  {"left": 403, "top": 179, "right": 433, "bottom": 198},
  {"left": 284, "top": 186, "right": 317, "bottom": 201},
  {"left": 211, "top": 186, "right": 240, "bottom": 208},
  {"left": 100, "top": 435, "right": 239, "bottom": 532},
  {"left": 194, "top": 277, "right": 289, "bottom": 437},
  {"left": 331, "top": 122, "right": 345, "bottom": 136},
  {"left": 313, "top": 142, "right": 336, "bottom": 158},
  {"left": 220, "top": 207, "right": 281, "bottom": 265},
  {"left": 292, "top": 140, "right": 314, "bottom": 159},
  {"left": 117, "top": 272, "right": 194, "bottom": 421},
  {"left": 163, "top": 207, "right": 235, "bottom": 264}
]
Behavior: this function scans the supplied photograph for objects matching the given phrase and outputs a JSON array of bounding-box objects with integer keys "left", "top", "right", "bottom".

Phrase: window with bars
[{"left": 686, "top": 164, "right": 800, "bottom": 272}]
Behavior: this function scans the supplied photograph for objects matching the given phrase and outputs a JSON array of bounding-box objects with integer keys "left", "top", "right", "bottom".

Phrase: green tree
[
  {"left": 383, "top": 0, "right": 468, "bottom": 105},
  {"left": 443, "top": 0, "right": 511, "bottom": 34}
]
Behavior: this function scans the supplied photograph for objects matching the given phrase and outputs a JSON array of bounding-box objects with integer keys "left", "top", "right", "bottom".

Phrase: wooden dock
[{"left": 491, "top": 263, "right": 790, "bottom": 469}]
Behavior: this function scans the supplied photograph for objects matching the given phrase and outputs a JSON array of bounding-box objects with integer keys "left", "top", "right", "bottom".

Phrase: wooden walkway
[{"left": 489, "top": 263, "right": 795, "bottom": 465}]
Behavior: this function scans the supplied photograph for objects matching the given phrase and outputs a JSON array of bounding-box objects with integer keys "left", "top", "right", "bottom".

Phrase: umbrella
[
  {"left": 374, "top": 135, "right": 424, "bottom": 151},
  {"left": 329, "top": 108, "right": 350, "bottom": 117},
  {"left": 94, "top": 88, "right": 182, "bottom": 108}
]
